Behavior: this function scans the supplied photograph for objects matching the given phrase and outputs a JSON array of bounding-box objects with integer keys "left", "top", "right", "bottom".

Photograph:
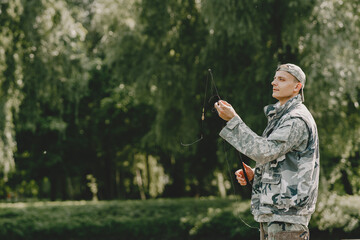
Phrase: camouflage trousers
[{"left": 260, "top": 222, "right": 310, "bottom": 240}]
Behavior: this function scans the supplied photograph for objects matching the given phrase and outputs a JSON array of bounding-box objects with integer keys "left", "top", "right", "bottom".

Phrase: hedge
[{"left": 0, "top": 194, "right": 359, "bottom": 240}]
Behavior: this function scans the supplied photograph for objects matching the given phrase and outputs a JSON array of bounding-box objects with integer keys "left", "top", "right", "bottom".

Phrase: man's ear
[{"left": 294, "top": 82, "right": 302, "bottom": 92}]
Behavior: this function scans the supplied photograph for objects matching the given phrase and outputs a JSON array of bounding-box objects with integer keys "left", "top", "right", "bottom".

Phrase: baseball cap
[{"left": 276, "top": 63, "right": 306, "bottom": 102}]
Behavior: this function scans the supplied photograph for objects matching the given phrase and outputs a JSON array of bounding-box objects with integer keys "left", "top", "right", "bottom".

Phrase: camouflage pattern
[
  {"left": 219, "top": 95, "right": 320, "bottom": 226},
  {"left": 260, "top": 222, "right": 309, "bottom": 240}
]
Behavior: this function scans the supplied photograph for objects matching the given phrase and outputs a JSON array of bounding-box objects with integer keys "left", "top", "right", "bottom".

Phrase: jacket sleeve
[{"left": 219, "top": 115, "right": 309, "bottom": 165}]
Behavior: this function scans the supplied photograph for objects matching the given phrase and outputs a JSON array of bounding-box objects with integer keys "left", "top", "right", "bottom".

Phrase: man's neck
[{"left": 278, "top": 94, "right": 299, "bottom": 105}]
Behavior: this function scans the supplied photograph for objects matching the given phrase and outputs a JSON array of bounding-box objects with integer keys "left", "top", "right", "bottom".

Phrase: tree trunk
[
  {"left": 341, "top": 169, "right": 353, "bottom": 195},
  {"left": 145, "top": 153, "right": 151, "bottom": 196},
  {"left": 217, "top": 172, "right": 227, "bottom": 198},
  {"left": 115, "top": 168, "right": 120, "bottom": 198},
  {"left": 166, "top": 155, "right": 185, "bottom": 197},
  {"left": 104, "top": 155, "right": 114, "bottom": 199},
  {"left": 136, "top": 169, "right": 146, "bottom": 200},
  {"left": 49, "top": 175, "right": 58, "bottom": 201}
]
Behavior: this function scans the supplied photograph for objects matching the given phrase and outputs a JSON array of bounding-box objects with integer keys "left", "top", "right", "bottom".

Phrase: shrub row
[{"left": 0, "top": 195, "right": 359, "bottom": 240}]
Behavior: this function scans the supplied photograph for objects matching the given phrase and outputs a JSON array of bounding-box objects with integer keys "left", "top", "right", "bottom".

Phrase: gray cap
[{"left": 276, "top": 63, "right": 306, "bottom": 102}]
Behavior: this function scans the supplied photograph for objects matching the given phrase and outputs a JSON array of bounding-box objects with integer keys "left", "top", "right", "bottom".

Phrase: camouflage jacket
[{"left": 219, "top": 95, "right": 320, "bottom": 225}]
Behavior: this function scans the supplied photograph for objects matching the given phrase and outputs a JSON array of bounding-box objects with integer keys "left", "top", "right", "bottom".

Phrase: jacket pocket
[
  {"left": 260, "top": 173, "right": 299, "bottom": 209},
  {"left": 260, "top": 173, "right": 281, "bottom": 205}
]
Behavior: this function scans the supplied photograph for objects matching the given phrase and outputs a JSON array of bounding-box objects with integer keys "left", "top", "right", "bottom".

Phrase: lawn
[{"left": 0, "top": 195, "right": 359, "bottom": 240}]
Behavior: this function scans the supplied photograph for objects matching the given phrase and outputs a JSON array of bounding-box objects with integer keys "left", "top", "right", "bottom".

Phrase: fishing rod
[
  {"left": 181, "top": 69, "right": 258, "bottom": 231},
  {"left": 181, "top": 69, "right": 252, "bottom": 186}
]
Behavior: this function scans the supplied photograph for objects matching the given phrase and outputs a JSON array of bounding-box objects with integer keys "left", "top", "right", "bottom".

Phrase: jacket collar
[{"left": 264, "top": 94, "right": 302, "bottom": 121}]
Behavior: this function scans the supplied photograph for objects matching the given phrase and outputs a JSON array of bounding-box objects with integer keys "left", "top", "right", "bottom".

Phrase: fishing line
[
  {"left": 180, "top": 69, "right": 220, "bottom": 146},
  {"left": 222, "top": 142, "right": 259, "bottom": 230},
  {"left": 181, "top": 69, "right": 259, "bottom": 231},
  {"left": 180, "top": 70, "right": 209, "bottom": 146}
]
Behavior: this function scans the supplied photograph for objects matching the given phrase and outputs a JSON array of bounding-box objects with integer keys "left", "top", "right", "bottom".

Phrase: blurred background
[
  {"left": 1, "top": 1, "right": 360, "bottom": 239},
  {"left": 0, "top": 0, "right": 359, "bottom": 205}
]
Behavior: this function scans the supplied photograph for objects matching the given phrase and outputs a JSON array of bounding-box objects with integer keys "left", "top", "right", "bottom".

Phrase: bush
[
  {"left": 310, "top": 193, "right": 360, "bottom": 240},
  {"left": 0, "top": 198, "right": 257, "bottom": 240},
  {"left": 0, "top": 195, "right": 359, "bottom": 240}
]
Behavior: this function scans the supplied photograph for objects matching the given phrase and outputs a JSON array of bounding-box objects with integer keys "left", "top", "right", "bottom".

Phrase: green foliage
[
  {"left": 301, "top": 0, "right": 360, "bottom": 156},
  {"left": 0, "top": 0, "right": 359, "bottom": 200},
  {"left": 0, "top": 0, "right": 24, "bottom": 179},
  {"left": 312, "top": 193, "right": 360, "bottom": 232},
  {"left": 0, "top": 197, "right": 359, "bottom": 239},
  {"left": 300, "top": 0, "right": 360, "bottom": 194},
  {"left": 0, "top": 198, "right": 253, "bottom": 240}
]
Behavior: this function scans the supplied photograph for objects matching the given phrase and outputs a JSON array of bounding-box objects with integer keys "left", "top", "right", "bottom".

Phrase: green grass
[
  {"left": 0, "top": 198, "right": 257, "bottom": 240},
  {"left": 0, "top": 195, "right": 359, "bottom": 240}
]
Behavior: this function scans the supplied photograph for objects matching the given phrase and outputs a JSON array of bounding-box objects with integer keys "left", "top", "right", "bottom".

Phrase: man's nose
[{"left": 271, "top": 80, "right": 276, "bottom": 86}]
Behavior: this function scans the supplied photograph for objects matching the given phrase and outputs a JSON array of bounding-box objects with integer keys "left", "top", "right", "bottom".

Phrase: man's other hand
[{"left": 235, "top": 163, "right": 254, "bottom": 186}]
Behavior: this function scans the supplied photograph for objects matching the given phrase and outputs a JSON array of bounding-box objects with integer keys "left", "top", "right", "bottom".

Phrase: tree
[
  {"left": 300, "top": 0, "right": 360, "bottom": 194},
  {"left": 1, "top": 0, "right": 359, "bottom": 200},
  {"left": 13, "top": 0, "right": 90, "bottom": 200},
  {"left": 0, "top": 0, "right": 24, "bottom": 181}
]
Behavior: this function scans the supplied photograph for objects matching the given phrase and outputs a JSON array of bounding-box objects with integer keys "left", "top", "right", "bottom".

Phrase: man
[{"left": 214, "top": 64, "right": 319, "bottom": 240}]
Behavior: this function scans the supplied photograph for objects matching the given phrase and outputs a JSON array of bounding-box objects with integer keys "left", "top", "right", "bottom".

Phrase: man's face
[{"left": 272, "top": 71, "right": 301, "bottom": 105}]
